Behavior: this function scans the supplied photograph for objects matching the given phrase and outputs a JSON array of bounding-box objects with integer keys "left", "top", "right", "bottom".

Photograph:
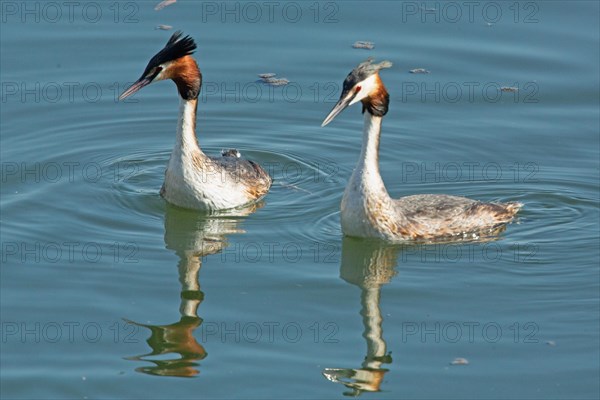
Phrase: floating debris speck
[
  {"left": 410, "top": 68, "right": 430, "bottom": 74},
  {"left": 155, "top": 24, "right": 173, "bottom": 30},
  {"left": 263, "top": 77, "right": 289, "bottom": 86},
  {"left": 352, "top": 41, "right": 375, "bottom": 50},
  {"left": 501, "top": 86, "right": 519, "bottom": 92},
  {"left": 155, "top": 0, "right": 176, "bottom": 11},
  {"left": 450, "top": 357, "right": 469, "bottom": 365},
  {"left": 258, "top": 73, "right": 289, "bottom": 87},
  {"left": 546, "top": 340, "right": 556, "bottom": 346}
]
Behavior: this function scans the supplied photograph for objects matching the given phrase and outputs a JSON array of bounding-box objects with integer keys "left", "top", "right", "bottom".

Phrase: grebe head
[
  {"left": 322, "top": 58, "right": 392, "bottom": 127},
  {"left": 119, "top": 31, "right": 201, "bottom": 101}
]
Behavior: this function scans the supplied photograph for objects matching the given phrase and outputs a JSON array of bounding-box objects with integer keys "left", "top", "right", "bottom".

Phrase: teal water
[{"left": 1, "top": 1, "right": 599, "bottom": 398}]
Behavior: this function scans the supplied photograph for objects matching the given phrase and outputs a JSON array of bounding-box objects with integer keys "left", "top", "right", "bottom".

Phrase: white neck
[
  {"left": 350, "top": 113, "right": 390, "bottom": 199},
  {"left": 340, "top": 112, "right": 400, "bottom": 238},
  {"left": 175, "top": 97, "right": 202, "bottom": 154}
]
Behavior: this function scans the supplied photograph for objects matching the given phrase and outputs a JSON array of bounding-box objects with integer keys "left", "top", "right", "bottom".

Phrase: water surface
[{"left": 1, "top": 1, "right": 599, "bottom": 399}]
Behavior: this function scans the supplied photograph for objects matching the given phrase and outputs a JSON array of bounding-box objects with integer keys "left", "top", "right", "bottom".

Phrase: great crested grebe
[
  {"left": 119, "top": 32, "right": 272, "bottom": 210},
  {"left": 322, "top": 59, "right": 522, "bottom": 241}
]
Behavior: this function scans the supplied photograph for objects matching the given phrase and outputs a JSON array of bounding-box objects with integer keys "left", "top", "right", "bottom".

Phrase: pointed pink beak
[{"left": 119, "top": 77, "right": 153, "bottom": 100}]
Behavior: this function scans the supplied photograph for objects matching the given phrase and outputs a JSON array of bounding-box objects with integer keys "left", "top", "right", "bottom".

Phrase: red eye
[{"left": 355, "top": 86, "right": 362, "bottom": 92}]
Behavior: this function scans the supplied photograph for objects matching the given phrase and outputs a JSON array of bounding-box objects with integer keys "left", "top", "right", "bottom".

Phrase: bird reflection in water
[
  {"left": 323, "top": 237, "right": 399, "bottom": 396},
  {"left": 125, "top": 204, "right": 260, "bottom": 377}
]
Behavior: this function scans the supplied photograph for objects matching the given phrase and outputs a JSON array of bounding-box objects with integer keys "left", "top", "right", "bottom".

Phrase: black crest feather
[
  {"left": 143, "top": 31, "right": 197, "bottom": 75},
  {"left": 342, "top": 58, "right": 392, "bottom": 92}
]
